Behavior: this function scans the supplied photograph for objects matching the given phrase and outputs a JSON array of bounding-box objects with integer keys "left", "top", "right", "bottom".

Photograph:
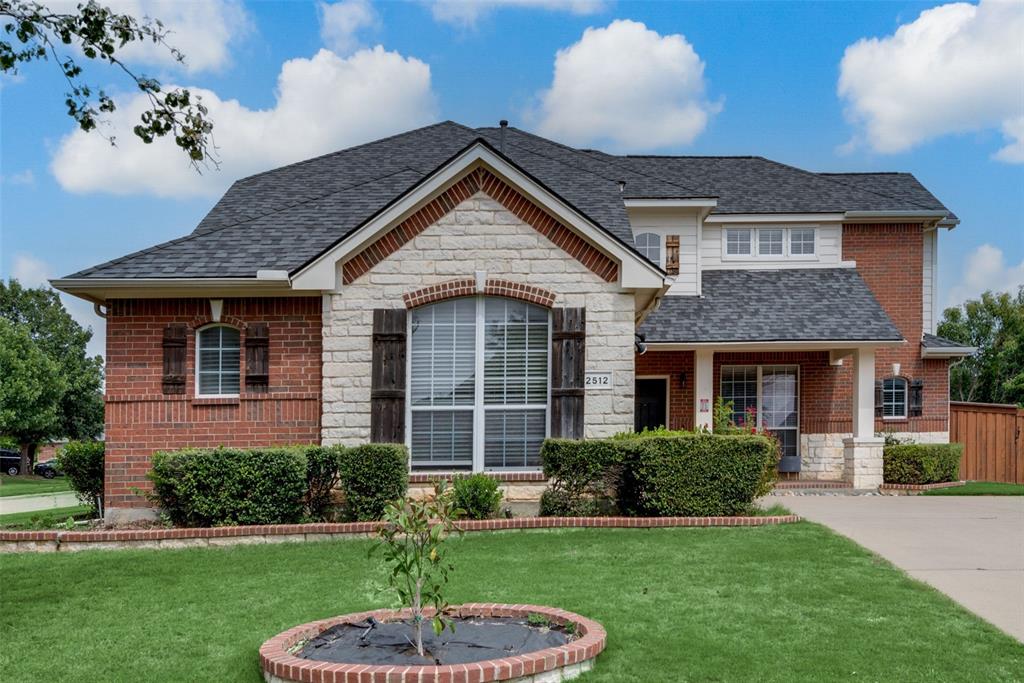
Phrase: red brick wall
[
  {"left": 843, "top": 224, "right": 949, "bottom": 432},
  {"left": 635, "top": 224, "right": 950, "bottom": 434},
  {"left": 635, "top": 351, "right": 694, "bottom": 430},
  {"left": 104, "top": 297, "right": 322, "bottom": 509}
]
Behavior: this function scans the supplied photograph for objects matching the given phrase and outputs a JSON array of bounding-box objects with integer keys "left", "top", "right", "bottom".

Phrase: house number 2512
[{"left": 584, "top": 372, "right": 613, "bottom": 389}]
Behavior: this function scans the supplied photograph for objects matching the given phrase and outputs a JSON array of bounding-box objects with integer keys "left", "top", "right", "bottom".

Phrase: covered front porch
[{"left": 634, "top": 343, "right": 896, "bottom": 489}]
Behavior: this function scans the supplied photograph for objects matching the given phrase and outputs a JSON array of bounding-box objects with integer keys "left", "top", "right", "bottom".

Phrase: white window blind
[
  {"left": 758, "top": 228, "right": 783, "bottom": 255},
  {"left": 409, "top": 297, "right": 549, "bottom": 472},
  {"left": 882, "top": 377, "right": 907, "bottom": 419},
  {"left": 726, "top": 228, "right": 752, "bottom": 255},
  {"left": 634, "top": 232, "right": 661, "bottom": 264},
  {"left": 196, "top": 326, "right": 240, "bottom": 396},
  {"left": 791, "top": 228, "right": 815, "bottom": 255}
]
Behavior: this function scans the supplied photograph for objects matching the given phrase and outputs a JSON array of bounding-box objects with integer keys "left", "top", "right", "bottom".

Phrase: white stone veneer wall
[
  {"left": 322, "top": 191, "right": 636, "bottom": 447},
  {"left": 801, "top": 431, "right": 951, "bottom": 481}
]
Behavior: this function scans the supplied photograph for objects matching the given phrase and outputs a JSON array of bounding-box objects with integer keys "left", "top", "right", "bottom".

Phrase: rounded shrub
[
  {"left": 56, "top": 440, "right": 104, "bottom": 516},
  {"left": 337, "top": 443, "right": 408, "bottom": 521},
  {"left": 883, "top": 443, "right": 962, "bottom": 484},
  {"left": 451, "top": 473, "right": 503, "bottom": 519},
  {"left": 148, "top": 447, "right": 308, "bottom": 527}
]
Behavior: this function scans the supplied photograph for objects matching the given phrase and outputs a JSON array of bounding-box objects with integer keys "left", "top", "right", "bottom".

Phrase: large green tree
[
  {"left": 0, "top": 319, "right": 66, "bottom": 472},
  {"left": 0, "top": 280, "right": 104, "bottom": 471},
  {"left": 1, "top": 0, "right": 214, "bottom": 166},
  {"left": 938, "top": 287, "right": 1024, "bottom": 406}
]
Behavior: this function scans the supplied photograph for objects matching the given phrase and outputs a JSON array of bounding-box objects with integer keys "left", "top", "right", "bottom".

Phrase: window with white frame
[
  {"left": 882, "top": 377, "right": 908, "bottom": 419},
  {"left": 634, "top": 232, "right": 661, "bottom": 264},
  {"left": 790, "top": 228, "right": 816, "bottom": 255},
  {"left": 196, "top": 325, "right": 241, "bottom": 396},
  {"left": 726, "top": 228, "right": 752, "bottom": 256},
  {"left": 409, "top": 297, "right": 549, "bottom": 472},
  {"left": 720, "top": 365, "right": 799, "bottom": 459},
  {"left": 758, "top": 228, "right": 784, "bottom": 256}
]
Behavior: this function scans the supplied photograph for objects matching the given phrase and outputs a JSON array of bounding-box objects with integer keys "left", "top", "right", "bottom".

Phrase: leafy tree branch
[{"left": 1, "top": 0, "right": 215, "bottom": 168}]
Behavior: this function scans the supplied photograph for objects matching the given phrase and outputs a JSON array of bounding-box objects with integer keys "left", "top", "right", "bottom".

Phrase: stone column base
[{"left": 843, "top": 437, "right": 884, "bottom": 490}]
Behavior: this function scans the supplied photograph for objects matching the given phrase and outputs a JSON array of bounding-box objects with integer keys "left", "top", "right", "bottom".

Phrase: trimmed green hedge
[
  {"left": 337, "top": 444, "right": 408, "bottom": 521},
  {"left": 305, "top": 446, "right": 343, "bottom": 520},
  {"left": 884, "top": 443, "right": 962, "bottom": 484},
  {"left": 451, "top": 473, "right": 503, "bottom": 520},
  {"left": 541, "top": 433, "right": 777, "bottom": 517},
  {"left": 149, "top": 447, "right": 308, "bottom": 527},
  {"left": 56, "top": 441, "right": 105, "bottom": 515}
]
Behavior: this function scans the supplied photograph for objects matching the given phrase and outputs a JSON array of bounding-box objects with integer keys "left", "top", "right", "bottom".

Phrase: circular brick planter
[{"left": 259, "top": 603, "right": 606, "bottom": 683}]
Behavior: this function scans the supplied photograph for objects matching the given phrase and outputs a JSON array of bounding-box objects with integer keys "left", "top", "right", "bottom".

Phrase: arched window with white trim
[
  {"left": 408, "top": 297, "right": 550, "bottom": 472},
  {"left": 196, "top": 324, "right": 241, "bottom": 397},
  {"left": 634, "top": 232, "right": 661, "bottom": 265}
]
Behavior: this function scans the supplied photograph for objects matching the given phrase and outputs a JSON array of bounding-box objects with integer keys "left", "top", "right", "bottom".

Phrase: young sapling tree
[{"left": 371, "top": 481, "right": 463, "bottom": 659}]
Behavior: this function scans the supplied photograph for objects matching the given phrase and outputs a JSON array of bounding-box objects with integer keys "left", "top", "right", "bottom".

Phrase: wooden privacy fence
[{"left": 949, "top": 402, "right": 1024, "bottom": 484}]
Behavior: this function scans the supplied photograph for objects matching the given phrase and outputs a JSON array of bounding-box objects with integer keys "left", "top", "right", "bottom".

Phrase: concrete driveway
[
  {"left": 0, "top": 491, "right": 80, "bottom": 515},
  {"left": 782, "top": 495, "right": 1024, "bottom": 642}
]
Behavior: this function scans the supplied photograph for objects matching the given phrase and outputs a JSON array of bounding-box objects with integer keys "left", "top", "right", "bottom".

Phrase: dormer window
[{"left": 634, "top": 232, "right": 662, "bottom": 264}]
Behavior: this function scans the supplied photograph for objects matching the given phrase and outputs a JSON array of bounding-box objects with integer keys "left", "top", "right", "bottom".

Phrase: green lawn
[
  {"left": 1, "top": 524, "right": 1021, "bottom": 682},
  {"left": 0, "top": 505, "right": 93, "bottom": 529},
  {"left": 923, "top": 481, "right": 1024, "bottom": 496},
  {"left": 0, "top": 474, "right": 71, "bottom": 497}
]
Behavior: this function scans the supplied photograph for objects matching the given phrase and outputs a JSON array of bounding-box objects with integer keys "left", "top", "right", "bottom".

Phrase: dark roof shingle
[{"left": 638, "top": 269, "right": 903, "bottom": 343}]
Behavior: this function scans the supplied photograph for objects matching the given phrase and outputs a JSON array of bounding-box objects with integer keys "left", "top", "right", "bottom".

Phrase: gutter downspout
[
  {"left": 93, "top": 303, "right": 108, "bottom": 318},
  {"left": 635, "top": 278, "right": 673, "bottom": 326}
]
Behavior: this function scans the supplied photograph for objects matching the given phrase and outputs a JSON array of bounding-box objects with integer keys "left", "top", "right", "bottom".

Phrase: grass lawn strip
[
  {"left": 1, "top": 523, "right": 1021, "bottom": 682},
  {"left": 0, "top": 505, "right": 93, "bottom": 529},
  {"left": 922, "top": 481, "right": 1024, "bottom": 496},
  {"left": 0, "top": 474, "right": 72, "bottom": 498}
]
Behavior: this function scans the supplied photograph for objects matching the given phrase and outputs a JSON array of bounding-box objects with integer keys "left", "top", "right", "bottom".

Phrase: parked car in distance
[
  {"left": 1, "top": 450, "right": 22, "bottom": 476},
  {"left": 34, "top": 461, "right": 63, "bottom": 479}
]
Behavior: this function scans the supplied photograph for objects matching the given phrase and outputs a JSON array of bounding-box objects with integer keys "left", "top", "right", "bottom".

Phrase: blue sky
[{"left": 2, "top": 0, "right": 1022, "bottom": 357}]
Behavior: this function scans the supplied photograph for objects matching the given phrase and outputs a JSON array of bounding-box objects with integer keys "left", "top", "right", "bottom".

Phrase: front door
[{"left": 635, "top": 378, "right": 668, "bottom": 433}]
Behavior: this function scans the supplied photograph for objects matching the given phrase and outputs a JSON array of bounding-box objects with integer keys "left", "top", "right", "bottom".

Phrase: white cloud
[
  {"left": 319, "top": 0, "right": 378, "bottom": 55},
  {"left": 11, "top": 253, "right": 52, "bottom": 288},
  {"left": 51, "top": 47, "right": 438, "bottom": 198},
  {"left": 945, "top": 244, "right": 1024, "bottom": 308},
  {"left": 8, "top": 254, "right": 105, "bottom": 357},
  {"left": 993, "top": 116, "right": 1024, "bottom": 164},
  {"left": 430, "top": 0, "right": 606, "bottom": 27},
  {"left": 0, "top": 169, "right": 35, "bottom": 186},
  {"left": 838, "top": 0, "right": 1024, "bottom": 162},
  {"left": 50, "top": 0, "right": 252, "bottom": 74},
  {"left": 529, "top": 19, "right": 720, "bottom": 151}
]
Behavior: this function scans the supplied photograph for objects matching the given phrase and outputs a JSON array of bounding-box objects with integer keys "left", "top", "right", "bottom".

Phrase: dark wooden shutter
[
  {"left": 162, "top": 324, "right": 187, "bottom": 394},
  {"left": 874, "top": 380, "right": 884, "bottom": 418},
  {"left": 665, "top": 235, "right": 680, "bottom": 275},
  {"left": 245, "top": 323, "right": 270, "bottom": 393},
  {"left": 370, "top": 309, "right": 407, "bottom": 443},
  {"left": 909, "top": 379, "right": 924, "bottom": 417},
  {"left": 550, "top": 307, "right": 586, "bottom": 439}
]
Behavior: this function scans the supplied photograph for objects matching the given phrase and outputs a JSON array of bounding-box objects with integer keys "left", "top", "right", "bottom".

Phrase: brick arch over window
[
  {"left": 343, "top": 167, "right": 619, "bottom": 285},
  {"left": 188, "top": 315, "right": 247, "bottom": 331},
  {"left": 402, "top": 278, "right": 557, "bottom": 309}
]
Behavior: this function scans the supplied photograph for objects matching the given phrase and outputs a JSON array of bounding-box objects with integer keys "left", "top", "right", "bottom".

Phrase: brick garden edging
[
  {"left": 0, "top": 514, "right": 800, "bottom": 553},
  {"left": 260, "top": 603, "right": 606, "bottom": 683},
  {"left": 879, "top": 481, "right": 966, "bottom": 495}
]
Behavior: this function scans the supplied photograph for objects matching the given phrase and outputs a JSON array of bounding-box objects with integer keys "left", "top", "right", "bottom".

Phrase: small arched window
[
  {"left": 882, "top": 377, "right": 908, "bottom": 419},
  {"left": 196, "top": 325, "right": 241, "bottom": 396},
  {"left": 634, "top": 232, "right": 661, "bottom": 264}
]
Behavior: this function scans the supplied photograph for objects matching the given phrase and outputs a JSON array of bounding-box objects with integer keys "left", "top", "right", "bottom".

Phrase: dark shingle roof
[
  {"left": 922, "top": 333, "right": 973, "bottom": 349},
  {"left": 638, "top": 269, "right": 903, "bottom": 343},
  {"left": 63, "top": 122, "right": 956, "bottom": 279}
]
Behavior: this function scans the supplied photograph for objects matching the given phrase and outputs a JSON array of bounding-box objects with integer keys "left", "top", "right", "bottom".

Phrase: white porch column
[
  {"left": 694, "top": 349, "right": 714, "bottom": 431},
  {"left": 843, "top": 347, "right": 884, "bottom": 489}
]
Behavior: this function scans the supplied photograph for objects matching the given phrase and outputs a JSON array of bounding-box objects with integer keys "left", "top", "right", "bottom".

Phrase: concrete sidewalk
[
  {"left": 0, "top": 491, "right": 81, "bottom": 515},
  {"left": 782, "top": 496, "right": 1024, "bottom": 642}
]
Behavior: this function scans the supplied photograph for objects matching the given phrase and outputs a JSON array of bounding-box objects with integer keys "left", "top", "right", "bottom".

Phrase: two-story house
[{"left": 53, "top": 121, "right": 974, "bottom": 521}]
